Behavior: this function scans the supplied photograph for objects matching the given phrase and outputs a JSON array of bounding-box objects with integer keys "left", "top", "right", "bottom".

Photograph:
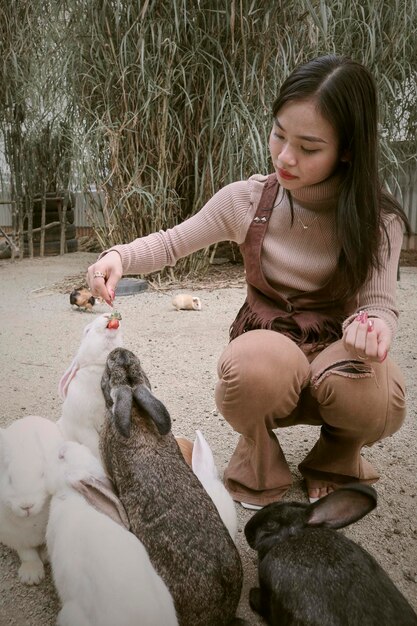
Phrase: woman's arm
[
  {"left": 342, "top": 215, "right": 404, "bottom": 361},
  {"left": 87, "top": 179, "right": 255, "bottom": 303}
]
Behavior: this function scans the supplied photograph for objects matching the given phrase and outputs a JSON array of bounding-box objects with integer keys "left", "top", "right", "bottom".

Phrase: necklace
[{"left": 297, "top": 214, "right": 319, "bottom": 230}]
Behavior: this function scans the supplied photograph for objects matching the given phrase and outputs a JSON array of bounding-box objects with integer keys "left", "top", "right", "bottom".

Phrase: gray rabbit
[
  {"left": 244, "top": 484, "right": 417, "bottom": 626},
  {"left": 99, "top": 347, "right": 244, "bottom": 626}
]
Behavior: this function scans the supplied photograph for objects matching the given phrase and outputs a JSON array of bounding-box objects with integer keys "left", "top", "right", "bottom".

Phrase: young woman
[{"left": 87, "top": 55, "right": 408, "bottom": 508}]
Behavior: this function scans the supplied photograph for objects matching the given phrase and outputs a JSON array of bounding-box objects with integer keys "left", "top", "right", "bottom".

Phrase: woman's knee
[
  {"left": 215, "top": 329, "right": 310, "bottom": 429},
  {"left": 376, "top": 359, "right": 407, "bottom": 440},
  {"left": 311, "top": 355, "right": 407, "bottom": 442}
]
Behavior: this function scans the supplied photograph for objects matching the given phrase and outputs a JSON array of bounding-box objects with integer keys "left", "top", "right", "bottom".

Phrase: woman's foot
[
  {"left": 308, "top": 485, "right": 335, "bottom": 502},
  {"left": 305, "top": 480, "right": 339, "bottom": 503}
]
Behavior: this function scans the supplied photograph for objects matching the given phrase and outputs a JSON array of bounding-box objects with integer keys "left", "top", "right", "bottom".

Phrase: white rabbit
[
  {"left": 46, "top": 440, "right": 178, "bottom": 626},
  {"left": 191, "top": 430, "right": 238, "bottom": 540},
  {"left": 0, "top": 415, "right": 63, "bottom": 584},
  {"left": 57, "top": 313, "right": 123, "bottom": 458}
]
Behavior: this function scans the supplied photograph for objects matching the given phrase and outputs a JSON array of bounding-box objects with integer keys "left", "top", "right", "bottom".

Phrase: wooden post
[
  {"left": 17, "top": 196, "right": 24, "bottom": 260},
  {"left": 59, "top": 192, "right": 69, "bottom": 255},
  {"left": 26, "top": 193, "right": 34, "bottom": 258},
  {"left": 40, "top": 183, "right": 46, "bottom": 257},
  {"left": 0, "top": 226, "right": 19, "bottom": 261}
]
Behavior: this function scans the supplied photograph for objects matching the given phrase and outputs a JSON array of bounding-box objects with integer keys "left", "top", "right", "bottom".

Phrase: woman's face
[{"left": 269, "top": 99, "right": 341, "bottom": 190}]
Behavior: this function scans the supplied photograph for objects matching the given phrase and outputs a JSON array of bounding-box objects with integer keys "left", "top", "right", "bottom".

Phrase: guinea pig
[
  {"left": 70, "top": 287, "right": 96, "bottom": 311},
  {"left": 171, "top": 294, "right": 202, "bottom": 311}
]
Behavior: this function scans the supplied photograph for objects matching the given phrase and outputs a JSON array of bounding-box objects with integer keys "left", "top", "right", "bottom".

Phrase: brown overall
[{"left": 215, "top": 176, "right": 407, "bottom": 506}]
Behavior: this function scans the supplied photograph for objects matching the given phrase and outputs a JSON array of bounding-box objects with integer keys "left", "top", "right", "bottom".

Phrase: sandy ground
[{"left": 0, "top": 251, "right": 416, "bottom": 625}]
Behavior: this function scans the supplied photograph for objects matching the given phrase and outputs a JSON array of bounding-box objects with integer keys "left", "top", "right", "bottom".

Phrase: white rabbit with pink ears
[
  {"left": 57, "top": 313, "right": 123, "bottom": 458},
  {"left": 46, "top": 440, "right": 178, "bottom": 626},
  {"left": 0, "top": 415, "right": 63, "bottom": 584}
]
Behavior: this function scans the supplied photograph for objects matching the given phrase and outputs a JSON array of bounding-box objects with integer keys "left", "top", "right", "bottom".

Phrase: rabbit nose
[{"left": 20, "top": 503, "right": 34, "bottom": 515}]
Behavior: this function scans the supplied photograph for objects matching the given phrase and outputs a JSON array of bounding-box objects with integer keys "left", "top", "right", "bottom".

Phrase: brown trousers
[{"left": 215, "top": 329, "right": 406, "bottom": 506}]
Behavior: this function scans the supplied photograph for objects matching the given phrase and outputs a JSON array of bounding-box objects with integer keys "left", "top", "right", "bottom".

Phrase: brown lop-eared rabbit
[{"left": 99, "top": 347, "right": 245, "bottom": 626}]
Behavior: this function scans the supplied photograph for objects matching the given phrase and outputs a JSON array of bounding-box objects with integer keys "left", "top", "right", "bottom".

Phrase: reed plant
[
  {"left": 0, "top": 0, "right": 74, "bottom": 257},
  {"left": 1, "top": 1, "right": 416, "bottom": 270}
]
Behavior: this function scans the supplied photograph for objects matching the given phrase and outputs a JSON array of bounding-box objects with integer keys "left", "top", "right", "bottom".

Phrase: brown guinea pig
[{"left": 70, "top": 287, "right": 96, "bottom": 311}]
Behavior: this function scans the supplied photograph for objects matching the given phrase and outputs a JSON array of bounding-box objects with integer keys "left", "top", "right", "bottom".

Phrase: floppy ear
[
  {"left": 112, "top": 385, "right": 133, "bottom": 438},
  {"left": 74, "top": 478, "right": 130, "bottom": 529},
  {"left": 307, "top": 484, "right": 377, "bottom": 530},
  {"left": 133, "top": 385, "right": 171, "bottom": 435}
]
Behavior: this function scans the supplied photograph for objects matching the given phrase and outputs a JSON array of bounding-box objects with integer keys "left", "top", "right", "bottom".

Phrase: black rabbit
[
  {"left": 99, "top": 347, "right": 244, "bottom": 626},
  {"left": 244, "top": 484, "right": 417, "bottom": 626}
]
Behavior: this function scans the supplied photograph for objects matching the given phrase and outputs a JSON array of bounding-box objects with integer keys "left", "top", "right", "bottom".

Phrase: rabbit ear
[
  {"left": 74, "top": 478, "right": 130, "bottom": 529},
  {"left": 112, "top": 386, "right": 133, "bottom": 438},
  {"left": 58, "top": 358, "right": 80, "bottom": 399},
  {"left": 133, "top": 385, "right": 171, "bottom": 435},
  {"left": 192, "top": 430, "right": 218, "bottom": 480},
  {"left": 307, "top": 484, "right": 377, "bottom": 530}
]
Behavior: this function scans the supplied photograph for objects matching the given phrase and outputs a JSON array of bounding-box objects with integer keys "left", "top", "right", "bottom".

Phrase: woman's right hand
[
  {"left": 86, "top": 250, "right": 123, "bottom": 306},
  {"left": 342, "top": 311, "right": 390, "bottom": 363}
]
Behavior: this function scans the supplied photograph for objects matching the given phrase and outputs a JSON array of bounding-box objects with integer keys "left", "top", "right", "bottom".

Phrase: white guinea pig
[
  {"left": 46, "top": 440, "right": 178, "bottom": 626},
  {"left": 171, "top": 294, "right": 202, "bottom": 311},
  {"left": 0, "top": 415, "right": 63, "bottom": 584},
  {"left": 57, "top": 313, "right": 123, "bottom": 458}
]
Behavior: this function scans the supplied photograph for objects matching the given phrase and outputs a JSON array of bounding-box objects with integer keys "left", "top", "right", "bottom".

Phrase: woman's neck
[{"left": 290, "top": 171, "right": 343, "bottom": 211}]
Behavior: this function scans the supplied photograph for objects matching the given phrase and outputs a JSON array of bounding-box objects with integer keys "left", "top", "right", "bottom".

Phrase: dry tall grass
[
  {"left": 67, "top": 0, "right": 416, "bottom": 275},
  {"left": 1, "top": 1, "right": 416, "bottom": 271},
  {"left": 0, "top": 1, "right": 74, "bottom": 257}
]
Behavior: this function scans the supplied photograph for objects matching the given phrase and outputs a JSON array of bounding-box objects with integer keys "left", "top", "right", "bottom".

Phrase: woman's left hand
[{"left": 343, "top": 311, "right": 390, "bottom": 363}]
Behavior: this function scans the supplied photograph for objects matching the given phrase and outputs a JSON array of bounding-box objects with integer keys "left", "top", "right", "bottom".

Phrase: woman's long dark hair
[{"left": 272, "top": 55, "right": 409, "bottom": 299}]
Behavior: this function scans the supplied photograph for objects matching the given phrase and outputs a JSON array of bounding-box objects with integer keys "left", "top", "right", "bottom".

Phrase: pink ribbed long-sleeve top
[{"left": 108, "top": 174, "right": 403, "bottom": 337}]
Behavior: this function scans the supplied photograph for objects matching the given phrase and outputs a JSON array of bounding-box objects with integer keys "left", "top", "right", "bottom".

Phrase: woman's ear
[{"left": 340, "top": 149, "right": 352, "bottom": 163}]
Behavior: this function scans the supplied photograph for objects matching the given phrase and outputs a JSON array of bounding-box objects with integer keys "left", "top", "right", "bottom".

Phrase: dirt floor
[{"left": 0, "top": 251, "right": 416, "bottom": 625}]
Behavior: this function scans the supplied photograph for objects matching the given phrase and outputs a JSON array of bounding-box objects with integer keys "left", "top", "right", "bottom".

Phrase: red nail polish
[
  {"left": 367, "top": 320, "right": 374, "bottom": 332},
  {"left": 380, "top": 351, "right": 387, "bottom": 363},
  {"left": 355, "top": 310, "right": 368, "bottom": 324}
]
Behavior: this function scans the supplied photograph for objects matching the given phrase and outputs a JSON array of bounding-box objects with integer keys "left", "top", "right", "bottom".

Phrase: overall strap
[
  {"left": 241, "top": 175, "right": 294, "bottom": 310},
  {"left": 231, "top": 175, "right": 351, "bottom": 345}
]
